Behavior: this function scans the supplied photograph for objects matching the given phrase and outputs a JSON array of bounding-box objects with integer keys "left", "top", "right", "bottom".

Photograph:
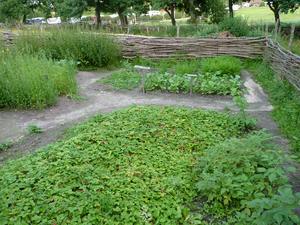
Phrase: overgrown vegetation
[
  {"left": 0, "top": 49, "right": 77, "bottom": 109},
  {"left": 245, "top": 60, "right": 300, "bottom": 160},
  {"left": 15, "top": 29, "right": 121, "bottom": 69},
  {"left": 195, "top": 132, "right": 300, "bottom": 224},
  {"left": 0, "top": 141, "right": 12, "bottom": 152},
  {"left": 0, "top": 106, "right": 248, "bottom": 224},
  {"left": 201, "top": 56, "right": 242, "bottom": 74}
]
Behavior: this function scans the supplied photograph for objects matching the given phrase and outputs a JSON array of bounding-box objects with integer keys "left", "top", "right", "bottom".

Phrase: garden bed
[
  {"left": 0, "top": 106, "right": 299, "bottom": 224},
  {"left": 99, "top": 56, "right": 243, "bottom": 97}
]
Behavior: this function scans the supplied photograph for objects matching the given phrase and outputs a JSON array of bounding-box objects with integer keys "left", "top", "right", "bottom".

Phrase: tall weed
[
  {"left": 15, "top": 29, "right": 121, "bottom": 68},
  {"left": 0, "top": 50, "right": 77, "bottom": 109}
]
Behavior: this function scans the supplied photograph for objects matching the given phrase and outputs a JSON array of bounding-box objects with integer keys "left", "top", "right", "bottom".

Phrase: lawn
[{"left": 236, "top": 6, "right": 300, "bottom": 25}]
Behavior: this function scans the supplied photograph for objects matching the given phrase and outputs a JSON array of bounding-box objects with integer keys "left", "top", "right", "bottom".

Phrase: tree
[
  {"left": 192, "top": 0, "right": 227, "bottom": 23},
  {"left": 152, "top": 0, "right": 183, "bottom": 26},
  {"left": 0, "top": 0, "right": 44, "bottom": 23},
  {"left": 266, "top": 0, "right": 299, "bottom": 25}
]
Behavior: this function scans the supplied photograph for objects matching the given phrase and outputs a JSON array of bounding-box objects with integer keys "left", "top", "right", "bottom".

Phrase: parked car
[
  {"left": 25, "top": 17, "right": 46, "bottom": 25},
  {"left": 47, "top": 17, "right": 62, "bottom": 25}
]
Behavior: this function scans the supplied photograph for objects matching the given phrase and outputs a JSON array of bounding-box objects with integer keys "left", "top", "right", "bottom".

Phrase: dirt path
[{"left": 0, "top": 70, "right": 272, "bottom": 142}]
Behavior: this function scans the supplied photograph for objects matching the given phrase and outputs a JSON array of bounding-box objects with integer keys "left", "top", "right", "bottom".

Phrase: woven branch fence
[
  {"left": 265, "top": 39, "right": 300, "bottom": 91},
  {"left": 114, "top": 35, "right": 267, "bottom": 59}
]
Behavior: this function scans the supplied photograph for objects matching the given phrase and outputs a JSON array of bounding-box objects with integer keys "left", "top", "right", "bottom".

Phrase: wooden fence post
[
  {"left": 176, "top": 25, "right": 180, "bottom": 37},
  {"left": 288, "top": 24, "right": 296, "bottom": 51},
  {"left": 274, "top": 20, "right": 279, "bottom": 41},
  {"left": 265, "top": 23, "right": 269, "bottom": 37}
]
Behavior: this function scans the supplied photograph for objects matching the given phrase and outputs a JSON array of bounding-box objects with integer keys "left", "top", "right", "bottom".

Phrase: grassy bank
[
  {"left": 0, "top": 49, "right": 77, "bottom": 109},
  {"left": 245, "top": 60, "right": 300, "bottom": 159}
]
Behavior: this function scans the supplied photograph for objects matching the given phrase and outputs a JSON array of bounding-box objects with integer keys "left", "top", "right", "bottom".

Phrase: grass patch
[
  {"left": 0, "top": 50, "right": 77, "bottom": 109},
  {"left": 201, "top": 56, "right": 242, "bottom": 75},
  {"left": 245, "top": 60, "right": 300, "bottom": 159},
  {"left": 0, "top": 141, "right": 12, "bottom": 152},
  {"left": 15, "top": 29, "right": 121, "bottom": 69},
  {"left": 0, "top": 106, "right": 248, "bottom": 224},
  {"left": 27, "top": 124, "right": 43, "bottom": 134},
  {"left": 99, "top": 70, "right": 141, "bottom": 90}
]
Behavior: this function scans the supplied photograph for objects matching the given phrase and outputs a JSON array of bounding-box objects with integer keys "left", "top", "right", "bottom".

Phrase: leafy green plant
[
  {"left": 239, "top": 186, "right": 300, "bottom": 225},
  {"left": 195, "top": 132, "right": 299, "bottom": 223},
  {"left": 27, "top": 124, "right": 43, "bottom": 134},
  {"left": 99, "top": 70, "right": 141, "bottom": 90},
  {"left": 201, "top": 56, "right": 242, "bottom": 75},
  {"left": 15, "top": 29, "right": 121, "bottom": 68},
  {"left": 0, "top": 106, "right": 247, "bottom": 224},
  {"left": 0, "top": 50, "right": 77, "bottom": 109},
  {"left": 144, "top": 71, "right": 242, "bottom": 96}
]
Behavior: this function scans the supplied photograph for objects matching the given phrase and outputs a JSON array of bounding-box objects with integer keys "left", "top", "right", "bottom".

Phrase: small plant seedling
[
  {"left": 27, "top": 124, "right": 43, "bottom": 134},
  {"left": 0, "top": 141, "right": 13, "bottom": 152}
]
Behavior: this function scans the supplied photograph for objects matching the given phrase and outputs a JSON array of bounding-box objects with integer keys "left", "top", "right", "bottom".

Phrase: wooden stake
[
  {"left": 177, "top": 25, "right": 180, "bottom": 37},
  {"left": 288, "top": 24, "right": 295, "bottom": 51}
]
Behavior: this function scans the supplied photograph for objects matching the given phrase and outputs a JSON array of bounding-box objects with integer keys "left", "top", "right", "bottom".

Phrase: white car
[{"left": 47, "top": 17, "right": 62, "bottom": 25}]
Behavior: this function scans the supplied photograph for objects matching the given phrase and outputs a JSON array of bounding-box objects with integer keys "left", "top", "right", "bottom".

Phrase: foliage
[
  {"left": 99, "top": 70, "right": 141, "bottom": 90},
  {"left": 239, "top": 186, "right": 300, "bottom": 225},
  {"left": 245, "top": 60, "right": 300, "bottom": 159},
  {"left": 0, "top": 106, "right": 247, "bottom": 224},
  {"left": 27, "top": 124, "right": 43, "bottom": 134},
  {"left": 195, "top": 132, "right": 300, "bottom": 223},
  {"left": 219, "top": 16, "right": 252, "bottom": 37},
  {"left": 0, "top": 49, "right": 77, "bottom": 109},
  {"left": 15, "top": 29, "right": 121, "bottom": 68},
  {"left": 266, "top": 0, "right": 300, "bottom": 23},
  {"left": 200, "top": 56, "right": 242, "bottom": 74},
  {"left": 144, "top": 71, "right": 241, "bottom": 96}
]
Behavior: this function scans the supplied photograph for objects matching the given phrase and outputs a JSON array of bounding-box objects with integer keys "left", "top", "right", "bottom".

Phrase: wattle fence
[
  {"left": 115, "top": 35, "right": 266, "bottom": 59},
  {"left": 265, "top": 39, "right": 300, "bottom": 91}
]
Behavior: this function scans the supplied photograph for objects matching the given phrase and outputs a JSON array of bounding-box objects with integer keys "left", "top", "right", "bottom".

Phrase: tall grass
[
  {"left": 0, "top": 49, "right": 77, "bottom": 109},
  {"left": 15, "top": 29, "right": 121, "bottom": 68}
]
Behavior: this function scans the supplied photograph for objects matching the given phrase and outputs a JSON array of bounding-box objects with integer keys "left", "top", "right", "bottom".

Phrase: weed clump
[
  {"left": 0, "top": 50, "right": 77, "bottom": 109},
  {"left": 15, "top": 29, "right": 121, "bottom": 68}
]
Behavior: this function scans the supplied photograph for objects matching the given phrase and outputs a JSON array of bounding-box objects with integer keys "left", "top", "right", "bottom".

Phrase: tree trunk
[
  {"left": 229, "top": 0, "right": 234, "bottom": 18},
  {"left": 118, "top": 10, "right": 128, "bottom": 27},
  {"left": 189, "top": 0, "right": 197, "bottom": 23},
  {"left": 267, "top": 1, "right": 280, "bottom": 26},
  {"left": 22, "top": 14, "right": 27, "bottom": 24},
  {"left": 165, "top": 5, "right": 176, "bottom": 26},
  {"left": 95, "top": 0, "right": 102, "bottom": 29}
]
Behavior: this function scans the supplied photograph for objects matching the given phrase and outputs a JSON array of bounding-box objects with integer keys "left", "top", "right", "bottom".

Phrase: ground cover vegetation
[
  {"left": 0, "top": 47, "right": 77, "bottom": 109},
  {"left": 0, "top": 106, "right": 299, "bottom": 224},
  {"left": 99, "top": 56, "right": 243, "bottom": 96},
  {"left": 245, "top": 60, "right": 300, "bottom": 161}
]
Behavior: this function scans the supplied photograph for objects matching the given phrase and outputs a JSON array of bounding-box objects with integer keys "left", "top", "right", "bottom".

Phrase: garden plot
[{"left": 1, "top": 106, "right": 299, "bottom": 224}]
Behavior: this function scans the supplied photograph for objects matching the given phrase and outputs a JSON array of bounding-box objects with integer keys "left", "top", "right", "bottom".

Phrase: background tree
[
  {"left": 152, "top": 0, "right": 183, "bottom": 26},
  {"left": 267, "top": 0, "right": 299, "bottom": 25}
]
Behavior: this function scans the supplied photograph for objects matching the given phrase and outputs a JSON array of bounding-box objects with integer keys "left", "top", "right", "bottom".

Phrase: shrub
[
  {"left": 195, "top": 132, "right": 300, "bottom": 224},
  {"left": 0, "top": 50, "right": 77, "bottom": 109},
  {"left": 201, "top": 56, "right": 242, "bottom": 75},
  {"left": 14, "top": 29, "right": 121, "bottom": 68},
  {"left": 219, "top": 17, "right": 251, "bottom": 37},
  {"left": 0, "top": 106, "right": 246, "bottom": 224}
]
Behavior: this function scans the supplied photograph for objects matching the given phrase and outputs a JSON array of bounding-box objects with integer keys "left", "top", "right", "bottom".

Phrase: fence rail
[{"left": 265, "top": 39, "right": 300, "bottom": 91}]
